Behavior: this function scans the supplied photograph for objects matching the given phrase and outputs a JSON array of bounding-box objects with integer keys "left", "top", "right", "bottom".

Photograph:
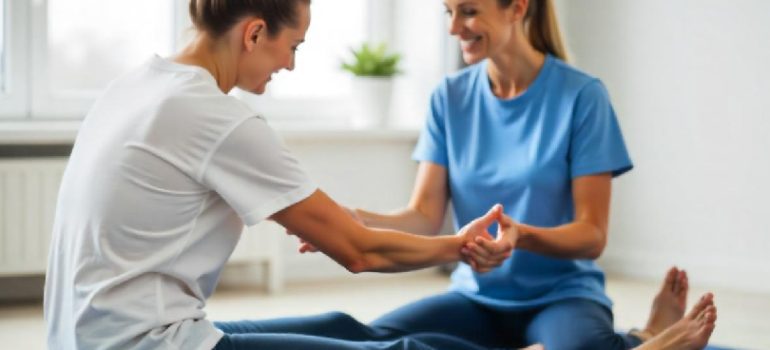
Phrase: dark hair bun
[{"left": 189, "top": 0, "right": 309, "bottom": 38}]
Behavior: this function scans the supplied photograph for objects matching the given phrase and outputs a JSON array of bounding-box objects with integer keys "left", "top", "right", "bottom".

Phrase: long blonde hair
[{"left": 500, "top": 0, "right": 568, "bottom": 61}]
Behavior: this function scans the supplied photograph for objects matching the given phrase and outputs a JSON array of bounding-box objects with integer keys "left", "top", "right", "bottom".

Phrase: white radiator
[
  {"left": 0, "top": 157, "right": 284, "bottom": 292},
  {"left": 0, "top": 158, "right": 67, "bottom": 276}
]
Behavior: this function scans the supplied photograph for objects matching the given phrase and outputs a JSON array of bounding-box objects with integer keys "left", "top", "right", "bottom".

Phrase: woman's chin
[{"left": 462, "top": 52, "right": 485, "bottom": 65}]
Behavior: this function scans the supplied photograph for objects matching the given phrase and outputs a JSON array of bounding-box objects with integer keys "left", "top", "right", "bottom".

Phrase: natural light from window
[
  {"left": 266, "top": 0, "right": 366, "bottom": 100},
  {"left": 0, "top": 0, "right": 5, "bottom": 93},
  {"left": 47, "top": 0, "right": 175, "bottom": 93}
]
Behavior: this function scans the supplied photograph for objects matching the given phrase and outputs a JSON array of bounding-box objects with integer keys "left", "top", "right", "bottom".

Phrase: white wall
[{"left": 557, "top": 1, "right": 770, "bottom": 292}]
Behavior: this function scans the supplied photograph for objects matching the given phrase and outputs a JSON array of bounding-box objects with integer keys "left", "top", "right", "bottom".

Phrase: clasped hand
[
  {"left": 286, "top": 204, "right": 518, "bottom": 273},
  {"left": 456, "top": 204, "right": 519, "bottom": 273}
]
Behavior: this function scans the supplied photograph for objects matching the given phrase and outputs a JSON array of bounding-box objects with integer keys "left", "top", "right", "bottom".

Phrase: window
[
  {"left": 0, "top": 0, "right": 5, "bottom": 93},
  {"left": 237, "top": 0, "right": 453, "bottom": 126},
  {"left": 30, "top": 0, "right": 177, "bottom": 118},
  {"left": 2, "top": 0, "right": 454, "bottom": 125},
  {"left": 269, "top": 1, "right": 367, "bottom": 100},
  {"left": 0, "top": 0, "right": 27, "bottom": 118},
  {"left": 46, "top": 0, "right": 175, "bottom": 93},
  {"left": 234, "top": 0, "right": 369, "bottom": 123}
]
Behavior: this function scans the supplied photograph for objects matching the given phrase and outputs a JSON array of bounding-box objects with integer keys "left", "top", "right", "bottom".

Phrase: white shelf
[{"left": 0, "top": 121, "right": 420, "bottom": 145}]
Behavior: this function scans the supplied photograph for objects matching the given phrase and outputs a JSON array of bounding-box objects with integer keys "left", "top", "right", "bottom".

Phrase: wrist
[
  {"left": 442, "top": 234, "right": 465, "bottom": 262},
  {"left": 515, "top": 223, "right": 532, "bottom": 250}
]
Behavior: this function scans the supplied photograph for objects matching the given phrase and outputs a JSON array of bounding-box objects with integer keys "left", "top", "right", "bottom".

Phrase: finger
[
  {"left": 474, "top": 204, "right": 503, "bottom": 227},
  {"left": 465, "top": 249, "right": 493, "bottom": 269},
  {"left": 467, "top": 242, "right": 494, "bottom": 261},
  {"left": 299, "top": 242, "right": 318, "bottom": 253},
  {"left": 496, "top": 212, "right": 515, "bottom": 228},
  {"left": 476, "top": 236, "right": 512, "bottom": 255}
]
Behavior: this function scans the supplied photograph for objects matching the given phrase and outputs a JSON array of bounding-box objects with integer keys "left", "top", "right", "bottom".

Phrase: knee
[{"left": 317, "top": 311, "right": 361, "bottom": 326}]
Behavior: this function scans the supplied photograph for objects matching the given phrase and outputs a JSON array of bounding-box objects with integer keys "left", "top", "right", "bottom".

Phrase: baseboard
[{"left": 599, "top": 249, "right": 770, "bottom": 294}]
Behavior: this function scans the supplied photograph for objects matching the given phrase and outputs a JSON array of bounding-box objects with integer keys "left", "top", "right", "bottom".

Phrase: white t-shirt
[{"left": 44, "top": 55, "right": 317, "bottom": 350}]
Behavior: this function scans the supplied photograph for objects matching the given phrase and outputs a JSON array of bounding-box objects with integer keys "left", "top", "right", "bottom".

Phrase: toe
[
  {"left": 664, "top": 267, "right": 679, "bottom": 293},
  {"left": 686, "top": 293, "right": 714, "bottom": 320}
]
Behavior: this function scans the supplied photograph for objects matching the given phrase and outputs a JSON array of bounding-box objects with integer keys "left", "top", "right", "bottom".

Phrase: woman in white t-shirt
[{"left": 43, "top": 0, "right": 516, "bottom": 349}]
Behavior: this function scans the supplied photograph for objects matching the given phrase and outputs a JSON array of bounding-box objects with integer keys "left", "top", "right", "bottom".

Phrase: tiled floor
[{"left": 1, "top": 271, "right": 768, "bottom": 349}]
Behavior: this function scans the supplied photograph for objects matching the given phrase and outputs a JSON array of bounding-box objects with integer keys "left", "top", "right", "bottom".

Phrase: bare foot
[
  {"left": 520, "top": 344, "right": 544, "bottom": 350},
  {"left": 636, "top": 267, "right": 689, "bottom": 340},
  {"left": 634, "top": 293, "right": 717, "bottom": 350}
]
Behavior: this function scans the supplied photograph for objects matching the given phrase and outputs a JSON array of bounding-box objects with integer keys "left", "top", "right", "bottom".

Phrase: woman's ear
[
  {"left": 251, "top": 25, "right": 263, "bottom": 42},
  {"left": 243, "top": 19, "right": 266, "bottom": 51},
  {"left": 510, "top": 0, "right": 529, "bottom": 22}
]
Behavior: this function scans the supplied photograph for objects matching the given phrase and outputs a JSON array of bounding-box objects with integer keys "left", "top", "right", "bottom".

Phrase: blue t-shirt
[{"left": 413, "top": 55, "right": 633, "bottom": 310}]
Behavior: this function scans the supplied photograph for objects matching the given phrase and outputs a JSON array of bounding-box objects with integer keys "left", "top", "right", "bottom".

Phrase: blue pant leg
[
  {"left": 214, "top": 332, "right": 490, "bottom": 350},
  {"left": 370, "top": 291, "right": 503, "bottom": 348},
  {"left": 524, "top": 299, "right": 642, "bottom": 350},
  {"left": 214, "top": 311, "right": 390, "bottom": 341}
]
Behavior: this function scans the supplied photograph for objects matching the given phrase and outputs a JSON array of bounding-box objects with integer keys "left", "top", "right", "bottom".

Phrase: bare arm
[
  {"left": 354, "top": 162, "right": 449, "bottom": 235},
  {"left": 271, "top": 189, "right": 500, "bottom": 273},
  {"left": 516, "top": 173, "right": 612, "bottom": 260},
  {"left": 465, "top": 173, "right": 612, "bottom": 265}
]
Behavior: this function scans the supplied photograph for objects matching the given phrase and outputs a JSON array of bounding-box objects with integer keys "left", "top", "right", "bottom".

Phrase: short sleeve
[
  {"left": 570, "top": 80, "right": 634, "bottom": 179},
  {"left": 412, "top": 80, "right": 449, "bottom": 166},
  {"left": 199, "top": 117, "right": 317, "bottom": 226}
]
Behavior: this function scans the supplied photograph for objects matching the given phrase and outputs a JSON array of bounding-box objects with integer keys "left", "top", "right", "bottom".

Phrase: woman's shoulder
[
  {"left": 430, "top": 61, "right": 486, "bottom": 100},
  {"left": 547, "top": 57, "right": 606, "bottom": 95},
  {"left": 445, "top": 62, "right": 485, "bottom": 87}
]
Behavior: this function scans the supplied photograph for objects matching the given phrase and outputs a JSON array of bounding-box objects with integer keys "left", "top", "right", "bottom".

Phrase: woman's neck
[
  {"left": 486, "top": 41, "right": 546, "bottom": 100},
  {"left": 174, "top": 34, "right": 238, "bottom": 93}
]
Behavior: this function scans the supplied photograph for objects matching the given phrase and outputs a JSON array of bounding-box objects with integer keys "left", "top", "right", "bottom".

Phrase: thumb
[
  {"left": 475, "top": 204, "right": 503, "bottom": 227},
  {"left": 497, "top": 212, "right": 514, "bottom": 229}
]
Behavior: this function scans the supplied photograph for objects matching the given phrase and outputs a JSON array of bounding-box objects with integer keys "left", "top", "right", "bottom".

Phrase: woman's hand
[
  {"left": 461, "top": 211, "right": 519, "bottom": 273},
  {"left": 288, "top": 206, "right": 363, "bottom": 253}
]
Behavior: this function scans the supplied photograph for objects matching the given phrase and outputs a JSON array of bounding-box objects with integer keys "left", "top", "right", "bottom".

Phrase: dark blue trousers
[
  {"left": 214, "top": 292, "right": 642, "bottom": 349},
  {"left": 213, "top": 310, "right": 488, "bottom": 349},
  {"left": 369, "top": 292, "right": 642, "bottom": 350}
]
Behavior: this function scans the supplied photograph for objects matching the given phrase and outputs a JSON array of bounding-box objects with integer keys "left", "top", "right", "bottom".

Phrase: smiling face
[
  {"left": 236, "top": 2, "right": 310, "bottom": 94},
  {"left": 444, "top": 0, "right": 525, "bottom": 65}
]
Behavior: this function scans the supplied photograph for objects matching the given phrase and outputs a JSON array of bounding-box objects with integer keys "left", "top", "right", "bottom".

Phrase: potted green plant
[{"left": 341, "top": 42, "right": 401, "bottom": 128}]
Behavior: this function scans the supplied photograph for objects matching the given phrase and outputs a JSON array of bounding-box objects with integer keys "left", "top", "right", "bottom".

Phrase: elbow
[
  {"left": 585, "top": 231, "right": 607, "bottom": 260},
  {"left": 343, "top": 258, "right": 368, "bottom": 274},
  {"left": 339, "top": 253, "right": 370, "bottom": 274}
]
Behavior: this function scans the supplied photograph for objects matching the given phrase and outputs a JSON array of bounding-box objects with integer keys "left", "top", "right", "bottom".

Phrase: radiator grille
[{"left": 0, "top": 158, "right": 66, "bottom": 276}]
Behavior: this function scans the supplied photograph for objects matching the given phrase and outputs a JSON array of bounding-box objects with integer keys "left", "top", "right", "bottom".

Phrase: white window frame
[
  {"left": 0, "top": 0, "right": 29, "bottom": 119},
  {"left": 1, "top": 0, "right": 456, "bottom": 123},
  {"left": 29, "top": 0, "right": 180, "bottom": 120}
]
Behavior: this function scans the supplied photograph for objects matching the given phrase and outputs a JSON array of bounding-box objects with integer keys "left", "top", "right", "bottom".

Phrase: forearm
[
  {"left": 516, "top": 221, "right": 606, "bottom": 260},
  {"left": 356, "top": 228, "right": 463, "bottom": 272},
  {"left": 355, "top": 207, "right": 441, "bottom": 236}
]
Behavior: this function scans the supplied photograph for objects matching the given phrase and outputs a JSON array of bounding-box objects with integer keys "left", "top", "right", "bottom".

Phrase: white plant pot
[{"left": 350, "top": 76, "right": 393, "bottom": 128}]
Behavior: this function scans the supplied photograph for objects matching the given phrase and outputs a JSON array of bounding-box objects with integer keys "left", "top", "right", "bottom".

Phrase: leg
[
  {"left": 525, "top": 298, "right": 640, "bottom": 350},
  {"left": 214, "top": 331, "right": 490, "bottom": 350},
  {"left": 634, "top": 293, "right": 717, "bottom": 350},
  {"left": 370, "top": 291, "right": 504, "bottom": 347},
  {"left": 215, "top": 311, "right": 390, "bottom": 341}
]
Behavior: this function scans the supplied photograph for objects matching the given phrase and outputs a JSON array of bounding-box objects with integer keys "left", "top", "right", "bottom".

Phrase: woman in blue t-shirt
[
  {"left": 350, "top": 0, "right": 717, "bottom": 348},
  {"left": 282, "top": 0, "right": 718, "bottom": 349}
]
